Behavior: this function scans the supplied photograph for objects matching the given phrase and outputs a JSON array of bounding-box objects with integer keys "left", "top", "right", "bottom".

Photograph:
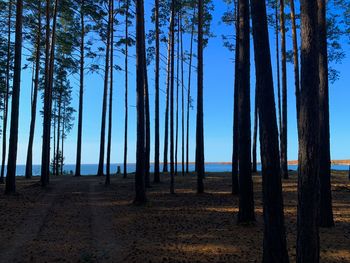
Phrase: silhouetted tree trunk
[
  {"left": 175, "top": 12, "right": 180, "bottom": 176},
  {"left": 279, "top": 0, "right": 288, "bottom": 180},
  {"left": 180, "top": 12, "right": 185, "bottom": 177},
  {"left": 231, "top": 0, "right": 239, "bottom": 195},
  {"left": 0, "top": 0, "right": 12, "bottom": 184},
  {"left": 75, "top": 0, "right": 85, "bottom": 177},
  {"left": 144, "top": 53, "right": 151, "bottom": 188},
  {"left": 5, "top": 0, "right": 24, "bottom": 194},
  {"left": 251, "top": 0, "right": 289, "bottom": 261},
  {"left": 290, "top": 0, "right": 300, "bottom": 122},
  {"left": 134, "top": 0, "right": 147, "bottom": 205},
  {"left": 252, "top": 84, "right": 258, "bottom": 173},
  {"left": 41, "top": 0, "right": 58, "bottom": 186},
  {"left": 275, "top": 1, "right": 282, "bottom": 146},
  {"left": 297, "top": 0, "right": 320, "bottom": 261},
  {"left": 186, "top": 9, "right": 195, "bottom": 174},
  {"left": 106, "top": 0, "right": 113, "bottom": 186},
  {"left": 318, "top": 0, "right": 334, "bottom": 228},
  {"left": 56, "top": 89, "right": 62, "bottom": 176},
  {"left": 163, "top": 28, "right": 171, "bottom": 173},
  {"left": 170, "top": 0, "right": 175, "bottom": 194},
  {"left": 196, "top": 0, "right": 205, "bottom": 194},
  {"left": 25, "top": 1, "right": 41, "bottom": 180},
  {"left": 97, "top": 0, "right": 112, "bottom": 177},
  {"left": 123, "top": 0, "right": 129, "bottom": 179},
  {"left": 237, "top": 0, "right": 254, "bottom": 223},
  {"left": 153, "top": 0, "right": 160, "bottom": 183}
]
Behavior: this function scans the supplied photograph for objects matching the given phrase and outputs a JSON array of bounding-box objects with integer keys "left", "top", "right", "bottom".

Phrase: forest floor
[{"left": 0, "top": 171, "right": 349, "bottom": 263}]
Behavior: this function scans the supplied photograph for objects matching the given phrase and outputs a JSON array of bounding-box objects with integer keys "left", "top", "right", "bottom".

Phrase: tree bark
[
  {"left": 106, "top": 0, "right": 113, "bottom": 185},
  {"left": 134, "top": 0, "right": 147, "bottom": 205},
  {"left": 237, "top": 0, "right": 255, "bottom": 223},
  {"left": 0, "top": 0, "right": 12, "bottom": 184},
  {"left": 196, "top": 0, "right": 205, "bottom": 194},
  {"left": 123, "top": 0, "right": 129, "bottom": 179},
  {"left": 75, "top": 0, "right": 85, "bottom": 177},
  {"left": 97, "top": 1, "right": 112, "bottom": 177},
  {"left": 251, "top": 0, "right": 289, "bottom": 261},
  {"left": 279, "top": 0, "right": 288, "bottom": 180},
  {"left": 252, "top": 84, "right": 258, "bottom": 173},
  {"left": 318, "top": 0, "right": 334, "bottom": 228},
  {"left": 5, "top": 0, "right": 23, "bottom": 194},
  {"left": 175, "top": 11, "right": 180, "bottom": 176},
  {"left": 297, "top": 0, "right": 320, "bottom": 261},
  {"left": 153, "top": 0, "right": 160, "bottom": 183}
]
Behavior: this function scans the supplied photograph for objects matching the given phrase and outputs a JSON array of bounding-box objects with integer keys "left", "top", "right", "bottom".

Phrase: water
[{"left": 5, "top": 163, "right": 350, "bottom": 176}]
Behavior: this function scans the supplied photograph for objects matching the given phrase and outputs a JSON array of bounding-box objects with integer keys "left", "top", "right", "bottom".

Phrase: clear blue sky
[{"left": 12, "top": 1, "right": 350, "bottom": 165}]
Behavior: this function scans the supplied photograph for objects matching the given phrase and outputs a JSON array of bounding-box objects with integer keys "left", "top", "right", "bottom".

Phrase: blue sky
[{"left": 12, "top": 1, "right": 350, "bottom": 165}]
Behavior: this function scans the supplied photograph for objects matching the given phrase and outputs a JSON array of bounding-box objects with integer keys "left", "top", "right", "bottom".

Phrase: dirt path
[{"left": 0, "top": 176, "right": 124, "bottom": 263}]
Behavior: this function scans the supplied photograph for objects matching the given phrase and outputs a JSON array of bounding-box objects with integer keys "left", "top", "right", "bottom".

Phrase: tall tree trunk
[
  {"left": 196, "top": 0, "right": 205, "bottom": 194},
  {"left": 0, "top": 0, "right": 12, "bottom": 184},
  {"left": 237, "top": 0, "right": 255, "bottom": 223},
  {"left": 123, "top": 0, "right": 129, "bottom": 179},
  {"left": 61, "top": 102, "right": 65, "bottom": 175},
  {"left": 180, "top": 12, "right": 185, "bottom": 177},
  {"left": 279, "top": 0, "right": 288, "bottom": 180},
  {"left": 186, "top": 8, "right": 195, "bottom": 175},
  {"left": 170, "top": 0, "right": 175, "bottom": 194},
  {"left": 153, "top": 0, "right": 160, "bottom": 183},
  {"left": 134, "top": 0, "right": 147, "bottom": 205},
  {"left": 231, "top": 0, "right": 239, "bottom": 195},
  {"left": 252, "top": 84, "right": 258, "bottom": 173},
  {"left": 297, "top": 0, "right": 320, "bottom": 261},
  {"left": 56, "top": 90, "right": 62, "bottom": 176},
  {"left": 318, "top": 0, "right": 334, "bottom": 228},
  {"left": 41, "top": 0, "right": 59, "bottom": 186},
  {"left": 290, "top": 0, "right": 300, "bottom": 122},
  {"left": 163, "top": 28, "right": 171, "bottom": 173},
  {"left": 75, "top": 0, "right": 85, "bottom": 177},
  {"left": 5, "top": 0, "right": 23, "bottom": 194},
  {"left": 25, "top": 0, "right": 41, "bottom": 180},
  {"left": 251, "top": 0, "right": 289, "bottom": 261},
  {"left": 144, "top": 53, "right": 151, "bottom": 188},
  {"left": 106, "top": 0, "right": 114, "bottom": 185},
  {"left": 175, "top": 12, "right": 180, "bottom": 176},
  {"left": 275, "top": 1, "right": 282, "bottom": 145},
  {"left": 97, "top": 1, "right": 112, "bottom": 177}
]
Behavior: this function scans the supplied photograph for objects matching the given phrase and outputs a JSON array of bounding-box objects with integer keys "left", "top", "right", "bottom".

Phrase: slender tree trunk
[
  {"left": 153, "top": 0, "right": 160, "bottom": 183},
  {"left": 252, "top": 84, "right": 258, "bottom": 173},
  {"left": 279, "top": 0, "right": 288, "bottom": 180},
  {"left": 134, "top": 0, "right": 147, "bottom": 205},
  {"left": 196, "top": 0, "right": 205, "bottom": 194},
  {"left": 5, "top": 0, "right": 23, "bottom": 194},
  {"left": 163, "top": 18, "right": 172, "bottom": 173},
  {"left": 175, "top": 12, "right": 180, "bottom": 176},
  {"left": 41, "top": 0, "right": 59, "bottom": 186},
  {"left": 97, "top": 1, "right": 112, "bottom": 177},
  {"left": 25, "top": 1, "right": 41, "bottom": 180},
  {"left": 0, "top": 0, "right": 12, "bottom": 184},
  {"left": 144, "top": 53, "right": 151, "bottom": 188},
  {"left": 318, "top": 0, "right": 334, "bottom": 228},
  {"left": 251, "top": 0, "right": 289, "bottom": 261},
  {"left": 290, "top": 0, "right": 300, "bottom": 122},
  {"left": 123, "top": 0, "right": 129, "bottom": 179},
  {"left": 180, "top": 12, "right": 185, "bottom": 177},
  {"left": 231, "top": 0, "right": 239, "bottom": 195},
  {"left": 237, "top": 0, "right": 255, "bottom": 223},
  {"left": 106, "top": 0, "right": 114, "bottom": 185},
  {"left": 186, "top": 9, "right": 195, "bottom": 175},
  {"left": 61, "top": 102, "right": 65, "bottom": 175},
  {"left": 297, "top": 1, "right": 320, "bottom": 261},
  {"left": 56, "top": 90, "right": 62, "bottom": 176},
  {"left": 170, "top": 0, "right": 176, "bottom": 194},
  {"left": 275, "top": 1, "right": 282, "bottom": 144},
  {"left": 75, "top": 0, "right": 85, "bottom": 177},
  {"left": 53, "top": 101, "right": 57, "bottom": 175}
]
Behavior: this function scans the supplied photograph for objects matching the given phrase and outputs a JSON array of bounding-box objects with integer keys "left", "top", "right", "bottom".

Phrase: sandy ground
[{"left": 0, "top": 171, "right": 349, "bottom": 263}]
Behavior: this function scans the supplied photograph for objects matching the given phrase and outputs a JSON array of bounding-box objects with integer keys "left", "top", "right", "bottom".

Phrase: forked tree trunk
[
  {"left": 297, "top": 0, "right": 320, "bottom": 261},
  {"left": 251, "top": 0, "right": 289, "bottom": 261}
]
